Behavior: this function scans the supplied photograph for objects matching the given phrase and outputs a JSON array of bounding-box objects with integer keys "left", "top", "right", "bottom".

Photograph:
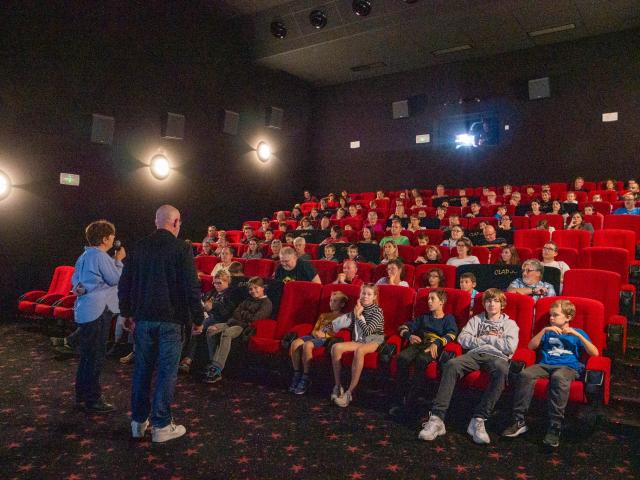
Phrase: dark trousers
[
  {"left": 131, "top": 321, "right": 182, "bottom": 428},
  {"left": 432, "top": 351, "right": 509, "bottom": 421},
  {"left": 395, "top": 343, "right": 439, "bottom": 402},
  {"left": 75, "top": 308, "right": 113, "bottom": 405},
  {"left": 512, "top": 363, "right": 579, "bottom": 426}
]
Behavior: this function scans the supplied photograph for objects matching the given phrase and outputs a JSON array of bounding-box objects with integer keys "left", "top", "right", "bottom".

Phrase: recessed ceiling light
[
  {"left": 432, "top": 44, "right": 472, "bottom": 56},
  {"left": 528, "top": 23, "right": 575, "bottom": 37}
]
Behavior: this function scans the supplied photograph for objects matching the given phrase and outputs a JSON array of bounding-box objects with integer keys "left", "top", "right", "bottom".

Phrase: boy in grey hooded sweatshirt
[{"left": 418, "top": 288, "right": 519, "bottom": 445}]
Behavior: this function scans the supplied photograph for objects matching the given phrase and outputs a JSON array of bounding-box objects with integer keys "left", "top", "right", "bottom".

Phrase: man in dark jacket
[{"left": 119, "top": 205, "right": 204, "bottom": 443}]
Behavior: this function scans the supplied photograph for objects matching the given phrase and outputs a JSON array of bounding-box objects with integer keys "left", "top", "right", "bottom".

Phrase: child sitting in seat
[
  {"left": 391, "top": 289, "right": 458, "bottom": 415},
  {"left": 423, "top": 267, "right": 445, "bottom": 288},
  {"left": 502, "top": 299, "right": 598, "bottom": 448},
  {"left": 203, "top": 277, "right": 273, "bottom": 384},
  {"left": 288, "top": 291, "right": 349, "bottom": 395},
  {"left": 330, "top": 284, "right": 385, "bottom": 407},
  {"left": 321, "top": 244, "right": 339, "bottom": 262},
  {"left": 346, "top": 243, "right": 365, "bottom": 263},
  {"left": 375, "top": 259, "right": 410, "bottom": 287},
  {"left": 459, "top": 272, "right": 479, "bottom": 313},
  {"left": 415, "top": 245, "right": 441, "bottom": 265}
]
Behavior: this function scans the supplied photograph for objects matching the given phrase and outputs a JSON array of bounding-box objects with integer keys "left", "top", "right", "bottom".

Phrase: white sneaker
[
  {"left": 330, "top": 385, "right": 344, "bottom": 402},
  {"left": 467, "top": 417, "right": 490, "bottom": 444},
  {"left": 418, "top": 414, "right": 446, "bottom": 441},
  {"left": 151, "top": 421, "right": 186, "bottom": 443},
  {"left": 334, "top": 390, "right": 352, "bottom": 408},
  {"left": 131, "top": 419, "right": 149, "bottom": 438}
]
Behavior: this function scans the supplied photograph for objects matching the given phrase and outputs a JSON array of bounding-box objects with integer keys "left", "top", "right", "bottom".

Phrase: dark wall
[
  {"left": 308, "top": 28, "right": 640, "bottom": 194},
  {"left": 0, "top": 3, "right": 313, "bottom": 317}
]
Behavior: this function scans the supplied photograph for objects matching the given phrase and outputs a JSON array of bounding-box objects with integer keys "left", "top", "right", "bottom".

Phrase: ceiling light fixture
[
  {"left": 352, "top": 0, "right": 372, "bottom": 17},
  {"left": 528, "top": 23, "right": 576, "bottom": 37},
  {"left": 256, "top": 142, "right": 272, "bottom": 163},
  {"left": 150, "top": 154, "right": 170, "bottom": 180},
  {"left": 432, "top": 44, "right": 473, "bottom": 56},
  {"left": 309, "top": 10, "right": 327, "bottom": 29},
  {"left": 270, "top": 21, "right": 287, "bottom": 39},
  {"left": 0, "top": 170, "right": 11, "bottom": 200}
]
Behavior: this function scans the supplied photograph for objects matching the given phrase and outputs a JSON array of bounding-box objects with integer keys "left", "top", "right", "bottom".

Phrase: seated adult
[
  {"left": 508, "top": 259, "right": 556, "bottom": 301},
  {"left": 481, "top": 191, "right": 501, "bottom": 207},
  {"left": 475, "top": 225, "right": 507, "bottom": 248},
  {"left": 381, "top": 240, "right": 402, "bottom": 265},
  {"left": 407, "top": 215, "right": 425, "bottom": 233},
  {"left": 380, "top": 220, "right": 410, "bottom": 247},
  {"left": 274, "top": 247, "right": 321, "bottom": 284},
  {"left": 375, "top": 259, "right": 410, "bottom": 287},
  {"left": 613, "top": 193, "right": 640, "bottom": 215},
  {"left": 540, "top": 241, "right": 570, "bottom": 284},
  {"left": 296, "top": 216, "right": 314, "bottom": 231},
  {"left": 242, "top": 238, "right": 263, "bottom": 259},
  {"left": 293, "top": 237, "right": 312, "bottom": 261},
  {"left": 573, "top": 176, "right": 588, "bottom": 192},
  {"left": 387, "top": 205, "right": 409, "bottom": 228},
  {"left": 465, "top": 202, "right": 482, "bottom": 218},
  {"left": 320, "top": 225, "right": 348, "bottom": 245},
  {"left": 302, "top": 190, "right": 317, "bottom": 203},
  {"left": 269, "top": 239, "right": 283, "bottom": 261},
  {"left": 213, "top": 236, "right": 229, "bottom": 256},
  {"left": 497, "top": 215, "right": 515, "bottom": 245},
  {"left": 202, "top": 225, "right": 217, "bottom": 249},
  {"left": 446, "top": 237, "right": 480, "bottom": 267},
  {"left": 241, "top": 225, "right": 254, "bottom": 244},
  {"left": 198, "top": 242, "right": 214, "bottom": 257},
  {"left": 259, "top": 217, "right": 271, "bottom": 233},
  {"left": 440, "top": 226, "right": 464, "bottom": 248},
  {"left": 495, "top": 245, "right": 520, "bottom": 266},
  {"left": 565, "top": 211, "right": 594, "bottom": 235},
  {"left": 421, "top": 206, "right": 447, "bottom": 229},
  {"left": 211, "top": 247, "right": 234, "bottom": 276},
  {"left": 334, "top": 260, "right": 363, "bottom": 286},
  {"left": 364, "top": 211, "right": 384, "bottom": 233}
]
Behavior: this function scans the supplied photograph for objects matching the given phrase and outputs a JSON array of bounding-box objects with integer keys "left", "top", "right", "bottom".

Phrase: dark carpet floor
[{"left": 1, "top": 320, "right": 639, "bottom": 480}]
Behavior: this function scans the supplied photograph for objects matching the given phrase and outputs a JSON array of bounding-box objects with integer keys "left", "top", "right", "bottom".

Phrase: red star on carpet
[
  {"left": 327, "top": 434, "right": 339, "bottom": 441},
  {"left": 153, "top": 463, "right": 167, "bottom": 470},
  {"left": 347, "top": 445, "right": 360, "bottom": 453},
  {"left": 310, "top": 406, "right": 322, "bottom": 412},
  {"left": 515, "top": 473, "right": 530, "bottom": 479},
  {"left": 183, "top": 408, "right": 195, "bottom": 413},
  {"left": 65, "top": 433, "right": 79, "bottom": 440},
  {"left": 273, "top": 414, "right": 284, "bottom": 420},
  {"left": 614, "top": 467, "right": 628, "bottom": 473},
  {"left": 548, "top": 458, "right": 562, "bottom": 466},
  {"left": 184, "top": 448, "right": 198, "bottom": 456},
  {"left": 66, "top": 474, "right": 82, "bottom": 480},
  {"left": 18, "top": 464, "right": 34, "bottom": 472},
  {"left": 488, "top": 452, "right": 503, "bottom": 460},
  {"left": 376, "top": 439, "right": 390, "bottom": 446},
  {"left": 237, "top": 456, "right": 250, "bottom": 464},
  {"left": 290, "top": 464, "right": 304, "bottom": 473},
  {"left": 22, "top": 426, "right": 36, "bottom": 433},
  {"left": 7, "top": 442, "right": 20, "bottom": 448},
  {"left": 169, "top": 476, "right": 183, "bottom": 480},
  {"left": 187, "top": 432, "right": 199, "bottom": 438},
  {"left": 365, "top": 424, "right": 376, "bottom": 430},
  {"left": 80, "top": 452, "right": 95, "bottom": 461},
  {"left": 270, "top": 432, "right": 282, "bottom": 439},
  {"left": 576, "top": 451, "right": 590, "bottom": 458},
  {"left": 349, "top": 472, "right": 364, "bottom": 479},
  {"left": 233, "top": 437, "right": 247, "bottom": 444},
  {"left": 79, "top": 439, "right": 93, "bottom": 447},
  {"left": 284, "top": 445, "right": 298, "bottom": 453},
  {"left": 454, "top": 465, "right": 468, "bottom": 473},
  {"left": 386, "top": 464, "right": 401, "bottom": 473},
  {"left": 434, "top": 446, "right": 445, "bottom": 453},
  {"left": 145, "top": 454, "right": 158, "bottom": 463}
]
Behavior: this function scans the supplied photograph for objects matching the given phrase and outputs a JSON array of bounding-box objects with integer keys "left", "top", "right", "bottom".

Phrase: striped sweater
[
  {"left": 352, "top": 304, "right": 385, "bottom": 342},
  {"left": 398, "top": 313, "right": 458, "bottom": 347}
]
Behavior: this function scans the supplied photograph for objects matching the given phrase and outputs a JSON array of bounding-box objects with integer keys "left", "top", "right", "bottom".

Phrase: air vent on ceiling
[
  {"left": 350, "top": 61, "right": 387, "bottom": 72},
  {"left": 432, "top": 44, "right": 472, "bottom": 56}
]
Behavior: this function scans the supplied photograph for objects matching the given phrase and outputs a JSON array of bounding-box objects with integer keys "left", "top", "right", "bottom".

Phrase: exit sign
[{"left": 60, "top": 173, "right": 80, "bottom": 187}]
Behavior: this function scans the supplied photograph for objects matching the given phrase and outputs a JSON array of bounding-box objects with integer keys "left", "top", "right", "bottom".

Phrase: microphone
[{"left": 113, "top": 240, "right": 122, "bottom": 252}]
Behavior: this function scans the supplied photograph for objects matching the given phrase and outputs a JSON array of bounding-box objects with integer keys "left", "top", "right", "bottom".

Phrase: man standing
[{"left": 119, "top": 205, "right": 204, "bottom": 443}]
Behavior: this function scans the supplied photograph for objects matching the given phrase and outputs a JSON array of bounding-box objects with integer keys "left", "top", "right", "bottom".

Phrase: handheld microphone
[{"left": 114, "top": 240, "right": 122, "bottom": 252}]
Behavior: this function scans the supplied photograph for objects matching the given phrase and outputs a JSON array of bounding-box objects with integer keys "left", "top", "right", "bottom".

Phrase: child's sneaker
[
  {"left": 543, "top": 424, "right": 561, "bottom": 448},
  {"left": 330, "top": 385, "right": 344, "bottom": 402},
  {"left": 288, "top": 371, "right": 302, "bottom": 393},
  {"left": 293, "top": 376, "right": 311, "bottom": 395},
  {"left": 151, "top": 421, "right": 186, "bottom": 443},
  {"left": 119, "top": 352, "right": 134, "bottom": 364},
  {"left": 203, "top": 365, "right": 222, "bottom": 384},
  {"left": 418, "top": 414, "right": 446, "bottom": 441},
  {"left": 334, "top": 390, "right": 352, "bottom": 407},
  {"left": 131, "top": 419, "right": 149, "bottom": 438},
  {"left": 502, "top": 419, "right": 528, "bottom": 437},
  {"left": 467, "top": 417, "right": 490, "bottom": 444}
]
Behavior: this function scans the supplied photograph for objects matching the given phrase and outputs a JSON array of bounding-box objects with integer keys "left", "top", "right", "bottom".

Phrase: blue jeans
[
  {"left": 75, "top": 308, "right": 113, "bottom": 405},
  {"left": 131, "top": 321, "right": 183, "bottom": 428}
]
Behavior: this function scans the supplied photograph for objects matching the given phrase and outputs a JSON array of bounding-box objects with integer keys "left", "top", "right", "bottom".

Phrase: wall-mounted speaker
[
  {"left": 221, "top": 110, "right": 239, "bottom": 135},
  {"left": 162, "top": 112, "right": 185, "bottom": 139},
  {"left": 265, "top": 106, "right": 283, "bottom": 129},
  {"left": 90, "top": 114, "right": 115, "bottom": 144},
  {"left": 392, "top": 100, "right": 409, "bottom": 119},
  {"left": 528, "top": 77, "right": 551, "bottom": 100}
]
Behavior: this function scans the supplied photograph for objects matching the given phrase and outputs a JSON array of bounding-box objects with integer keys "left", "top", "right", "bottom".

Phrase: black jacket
[{"left": 119, "top": 229, "right": 204, "bottom": 326}]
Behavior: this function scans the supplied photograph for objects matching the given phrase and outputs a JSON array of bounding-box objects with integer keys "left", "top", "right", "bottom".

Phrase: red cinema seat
[
  {"left": 300, "top": 202, "right": 318, "bottom": 215},
  {"left": 511, "top": 216, "right": 530, "bottom": 230},
  {"left": 371, "top": 263, "right": 415, "bottom": 286},
  {"left": 532, "top": 297, "right": 611, "bottom": 404},
  {"left": 590, "top": 201, "right": 613, "bottom": 215},
  {"left": 562, "top": 269, "right": 628, "bottom": 354},
  {"left": 336, "top": 261, "right": 374, "bottom": 283},
  {"left": 436, "top": 246, "right": 452, "bottom": 263},
  {"left": 18, "top": 266, "right": 75, "bottom": 316},
  {"left": 471, "top": 246, "right": 491, "bottom": 264},
  {"left": 341, "top": 285, "right": 416, "bottom": 370},
  {"left": 248, "top": 281, "right": 321, "bottom": 355},
  {"left": 604, "top": 214, "right": 640, "bottom": 245},
  {"left": 225, "top": 230, "right": 243, "bottom": 243},
  {"left": 582, "top": 214, "right": 603, "bottom": 230},
  {"left": 309, "top": 260, "right": 339, "bottom": 284},
  {"left": 52, "top": 294, "right": 77, "bottom": 323},
  {"left": 422, "top": 229, "right": 444, "bottom": 245},
  {"left": 242, "top": 221, "right": 261, "bottom": 230},
  {"left": 593, "top": 229, "right": 638, "bottom": 264},
  {"left": 551, "top": 229, "right": 591, "bottom": 251},
  {"left": 463, "top": 292, "right": 536, "bottom": 390},
  {"left": 397, "top": 245, "right": 417, "bottom": 264},
  {"left": 533, "top": 247, "right": 579, "bottom": 268},
  {"left": 243, "top": 259, "right": 276, "bottom": 278},
  {"left": 413, "top": 264, "right": 457, "bottom": 289},
  {"left": 530, "top": 214, "right": 564, "bottom": 231},
  {"left": 195, "top": 255, "right": 220, "bottom": 275},
  {"left": 340, "top": 217, "right": 363, "bottom": 231},
  {"left": 467, "top": 217, "right": 498, "bottom": 230},
  {"left": 514, "top": 229, "right": 551, "bottom": 250}
]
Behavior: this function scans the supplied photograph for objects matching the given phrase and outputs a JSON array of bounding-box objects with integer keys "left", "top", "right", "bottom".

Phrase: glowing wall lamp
[
  {"left": 150, "top": 154, "right": 171, "bottom": 179},
  {"left": 256, "top": 142, "right": 272, "bottom": 163},
  {"left": 0, "top": 170, "right": 11, "bottom": 200}
]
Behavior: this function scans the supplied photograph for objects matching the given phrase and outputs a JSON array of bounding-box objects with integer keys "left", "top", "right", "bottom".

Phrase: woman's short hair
[
  {"left": 456, "top": 236, "right": 473, "bottom": 253},
  {"left": 85, "top": 220, "right": 116, "bottom": 246}
]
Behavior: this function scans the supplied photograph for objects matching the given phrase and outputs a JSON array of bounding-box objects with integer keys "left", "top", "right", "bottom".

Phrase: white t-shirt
[{"left": 446, "top": 256, "right": 480, "bottom": 267}]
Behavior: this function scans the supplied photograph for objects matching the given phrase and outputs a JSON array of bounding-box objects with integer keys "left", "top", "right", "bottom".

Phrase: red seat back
[
  {"left": 471, "top": 246, "right": 491, "bottom": 264},
  {"left": 514, "top": 229, "right": 552, "bottom": 250},
  {"left": 422, "top": 229, "right": 444, "bottom": 245},
  {"left": 48, "top": 266, "right": 75, "bottom": 296},
  {"left": 194, "top": 255, "right": 220, "bottom": 274},
  {"left": 511, "top": 216, "right": 530, "bottom": 229},
  {"left": 562, "top": 269, "right": 621, "bottom": 320},
  {"left": 318, "top": 284, "right": 361, "bottom": 314},
  {"left": 309, "top": 260, "right": 339, "bottom": 284},
  {"left": 472, "top": 291, "right": 534, "bottom": 348},
  {"left": 397, "top": 245, "right": 417, "bottom": 264},
  {"left": 225, "top": 230, "right": 243, "bottom": 243},
  {"left": 604, "top": 215, "right": 640, "bottom": 243},
  {"left": 529, "top": 214, "right": 564, "bottom": 230},
  {"left": 583, "top": 214, "right": 603, "bottom": 230},
  {"left": 275, "top": 281, "right": 322, "bottom": 338},
  {"left": 593, "top": 229, "right": 636, "bottom": 262},
  {"left": 533, "top": 247, "right": 579, "bottom": 268},
  {"left": 243, "top": 259, "right": 276, "bottom": 278},
  {"left": 377, "top": 285, "right": 416, "bottom": 337},
  {"left": 551, "top": 229, "right": 591, "bottom": 251},
  {"left": 414, "top": 288, "right": 471, "bottom": 330},
  {"left": 533, "top": 297, "right": 606, "bottom": 353},
  {"left": 578, "top": 247, "right": 629, "bottom": 283}
]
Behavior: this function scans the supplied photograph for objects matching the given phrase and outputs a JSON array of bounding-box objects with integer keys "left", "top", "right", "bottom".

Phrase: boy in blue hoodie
[{"left": 419, "top": 288, "right": 519, "bottom": 444}]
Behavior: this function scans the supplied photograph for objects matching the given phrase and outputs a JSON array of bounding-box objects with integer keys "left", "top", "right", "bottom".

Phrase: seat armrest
[
  {"left": 36, "top": 293, "right": 64, "bottom": 305},
  {"left": 253, "top": 319, "right": 277, "bottom": 338},
  {"left": 19, "top": 290, "right": 47, "bottom": 302},
  {"left": 289, "top": 323, "right": 313, "bottom": 337},
  {"left": 512, "top": 347, "right": 536, "bottom": 366}
]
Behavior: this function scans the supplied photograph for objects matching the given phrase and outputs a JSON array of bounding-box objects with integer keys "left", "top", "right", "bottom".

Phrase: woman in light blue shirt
[{"left": 72, "top": 220, "right": 126, "bottom": 413}]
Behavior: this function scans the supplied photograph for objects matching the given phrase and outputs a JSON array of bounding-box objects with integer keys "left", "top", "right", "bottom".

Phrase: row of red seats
[{"left": 247, "top": 281, "right": 611, "bottom": 406}]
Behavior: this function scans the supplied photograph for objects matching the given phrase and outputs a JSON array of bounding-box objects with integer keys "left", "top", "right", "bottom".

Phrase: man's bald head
[{"left": 155, "top": 205, "right": 181, "bottom": 237}]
